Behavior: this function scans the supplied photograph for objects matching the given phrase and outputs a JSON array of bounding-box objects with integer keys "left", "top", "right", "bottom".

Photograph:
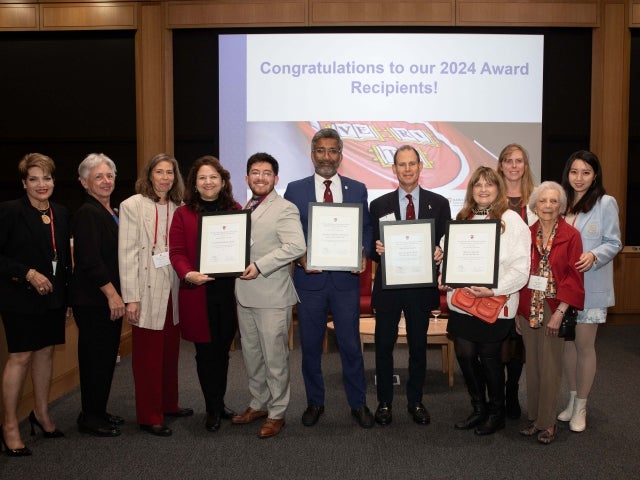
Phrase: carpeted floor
[{"left": 2, "top": 324, "right": 639, "bottom": 479}]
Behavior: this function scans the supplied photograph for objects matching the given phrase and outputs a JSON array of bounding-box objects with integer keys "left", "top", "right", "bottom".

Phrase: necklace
[
  {"left": 472, "top": 206, "right": 491, "bottom": 216},
  {"left": 36, "top": 204, "right": 51, "bottom": 224},
  {"left": 508, "top": 197, "right": 522, "bottom": 208}
]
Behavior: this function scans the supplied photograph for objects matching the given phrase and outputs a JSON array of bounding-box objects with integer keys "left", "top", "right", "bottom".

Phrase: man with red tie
[
  {"left": 284, "top": 128, "right": 375, "bottom": 428},
  {"left": 369, "top": 145, "right": 451, "bottom": 426}
]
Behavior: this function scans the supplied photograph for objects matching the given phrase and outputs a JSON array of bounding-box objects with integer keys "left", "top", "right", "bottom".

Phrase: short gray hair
[
  {"left": 528, "top": 181, "right": 567, "bottom": 215},
  {"left": 78, "top": 153, "right": 117, "bottom": 180}
]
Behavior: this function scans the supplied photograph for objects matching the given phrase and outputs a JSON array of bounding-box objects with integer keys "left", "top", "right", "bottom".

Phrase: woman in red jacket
[
  {"left": 517, "top": 181, "right": 584, "bottom": 445},
  {"left": 169, "top": 156, "right": 241, "bottom": 433}
]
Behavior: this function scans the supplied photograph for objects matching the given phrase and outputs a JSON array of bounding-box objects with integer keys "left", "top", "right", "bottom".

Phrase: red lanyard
[
  {"left": 48, "top": 207, "right": 58, "bottom": 261},
  {"left": 153, "top": 203, "right": 170, "bottom": 254}
]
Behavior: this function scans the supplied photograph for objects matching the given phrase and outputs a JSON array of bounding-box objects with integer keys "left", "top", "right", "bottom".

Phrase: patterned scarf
[{"left": 529, "top": 221, "right": 558, "bottom": 328}]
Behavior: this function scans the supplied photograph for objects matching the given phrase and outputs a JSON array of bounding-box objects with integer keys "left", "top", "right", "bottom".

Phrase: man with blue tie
[
  {"left": 284, "top": 127, "right": 374, "bottom": 428},
  {"left": 369, "top": 145, "right": 451, "bottom": 426}
]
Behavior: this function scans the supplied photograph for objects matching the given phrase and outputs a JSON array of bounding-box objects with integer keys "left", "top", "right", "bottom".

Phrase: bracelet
[
  {"left": 25, "top": 269, "right": 36, "bottom": 282},
  {"left": 556, "top": 308, "right": 565, "bottom": 316}
]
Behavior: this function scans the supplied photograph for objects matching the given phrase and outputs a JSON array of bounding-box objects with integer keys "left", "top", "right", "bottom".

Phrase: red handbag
[{"left": 451, "top": 289, "right": 508, "bottom": 324}]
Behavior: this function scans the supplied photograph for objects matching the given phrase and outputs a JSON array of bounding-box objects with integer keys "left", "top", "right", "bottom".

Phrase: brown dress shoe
[
  {"left": 231, "top": 407, "right": 268, "bottom": 425},
  {"left": 258, "top": 418, "right": 285, "bottom": 439}
]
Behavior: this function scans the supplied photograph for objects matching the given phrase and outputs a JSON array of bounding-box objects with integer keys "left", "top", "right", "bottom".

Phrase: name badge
[
  {"left": 528, "top": 275, "right": 548, "bottom": 291},
  {"left": 152, "top": 251, "right": 171, "bottom": 268},
  {"left": 52, "top": 260, "right": 57, "bottom": 276}
]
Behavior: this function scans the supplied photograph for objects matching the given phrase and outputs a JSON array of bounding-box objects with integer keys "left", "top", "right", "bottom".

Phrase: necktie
[
  {"left": 406, "top": 194, "right": 415, "bottom": 220},
  {"left": 323, "top": 180, "right": 333, "bottom": 203},
  {"left": 249, "top": 197, "right": 260, "bottom": 211}
]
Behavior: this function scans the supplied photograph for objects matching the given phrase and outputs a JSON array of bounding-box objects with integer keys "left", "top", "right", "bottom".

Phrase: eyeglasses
[
  {"left": 312, "top": 148, "right": 341, "bottom": 156},
  {"left": 249, "top": 170, "right": 275, "bottom": 178}
]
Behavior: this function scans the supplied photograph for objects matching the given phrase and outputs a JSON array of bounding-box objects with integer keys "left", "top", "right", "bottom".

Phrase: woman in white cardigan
[
  {"left": 558, "top": 150, "right": 622, "bottom": 432},
  {"left": 118, "top": 153, "right": 192, "bottom": 436}
]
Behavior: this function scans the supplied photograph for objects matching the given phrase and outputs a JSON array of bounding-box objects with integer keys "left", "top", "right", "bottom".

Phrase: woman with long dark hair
[{"left": 557, "top": 151, "right": 622, "bottom": 432}]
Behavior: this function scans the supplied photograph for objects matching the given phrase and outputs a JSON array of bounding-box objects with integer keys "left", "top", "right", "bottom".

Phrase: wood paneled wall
[{"left": 1, "top": 0, "right": 638, "bottom": 421}]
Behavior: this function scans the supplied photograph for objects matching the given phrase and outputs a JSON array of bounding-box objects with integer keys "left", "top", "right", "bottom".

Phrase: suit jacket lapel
[
  {"left": 20, "top": 196, "right": 49, "bottom": 254},
  {"left": 142, "top": 198, "right": 156, "bottom": 243}
]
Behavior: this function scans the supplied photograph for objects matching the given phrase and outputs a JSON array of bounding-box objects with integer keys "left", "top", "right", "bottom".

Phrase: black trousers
[
  {"left": 194, "top": 297, "right": 237, "bottom": 414},
  {"left": 374, "top": 296, "right": 431, "bottom": 405},
  {"left": 74, "top": 305, "right": 122, "bottom": 426}
]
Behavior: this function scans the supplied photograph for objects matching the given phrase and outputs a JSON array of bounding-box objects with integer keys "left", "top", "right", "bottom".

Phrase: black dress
[{"left": 0, "top": 196, "right": 71, "bottom": 352}]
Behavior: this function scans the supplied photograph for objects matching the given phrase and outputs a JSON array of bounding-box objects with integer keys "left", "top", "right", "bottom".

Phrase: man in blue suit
[
  {"left": 284, "top": 127, "right": 374, "bottom": 428},
  {"left": 369, "top": 145, "right": 451, "bottom": 427}
]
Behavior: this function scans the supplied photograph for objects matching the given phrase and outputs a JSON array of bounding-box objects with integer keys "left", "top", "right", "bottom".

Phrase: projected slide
[{"left": 220, "top": 33, "right": 543, "bottom": 214}]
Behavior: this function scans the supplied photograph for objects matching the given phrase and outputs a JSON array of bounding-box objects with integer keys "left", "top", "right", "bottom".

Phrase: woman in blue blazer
[{"left": 558, "top": 150, "right": 622, "bottom": 432}]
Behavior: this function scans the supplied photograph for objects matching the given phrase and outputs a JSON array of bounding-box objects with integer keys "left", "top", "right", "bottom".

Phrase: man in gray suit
[{"left": 233, "top": 152, "right": 306, "bottom": 439}]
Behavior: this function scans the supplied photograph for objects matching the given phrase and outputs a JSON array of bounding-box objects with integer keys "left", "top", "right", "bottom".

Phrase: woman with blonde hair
[{"left": 495, "top": 143, "right": 537, "bottom": 420}]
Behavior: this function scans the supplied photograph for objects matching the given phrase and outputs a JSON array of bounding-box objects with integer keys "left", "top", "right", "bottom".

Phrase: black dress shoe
[
  {"left": 140, "top": 424, "right": 172, "bottom": 437},
  {"left": 165, "top": 408, "right": 194, "bottom": 418},
  {"left": 351, "top": 406, "right": 375, "bottom": 429},
  {"left": 78, "top": 422, "right": 121, "bottom": 437},
  {"left": 106, "top": 413, "right": 125, "bottom": 426},
  {"left": 374, "top": 402, "right": 393, "bottom": 426},
  {"left": 220, "top": 405, "right": 237, "bottom": 420},
  {"left": 301, "top": 405, "right": 324, "bottom": 427},
  {"left": 408, "top": 402, "right": 431, "bottom": 425},
  {"left": 205, "top": 413, "right": 222, "bottom": 432}
]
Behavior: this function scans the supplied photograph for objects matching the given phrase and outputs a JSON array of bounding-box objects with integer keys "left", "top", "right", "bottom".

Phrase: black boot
[
  {"left": 455, "top": 401, "right": 488, "bottom": 430},
  {"left": 475, "top": 411, "right": 506, "bottom": 435},
  {"left": 475, "top": 350, "right": 506, "bottom": 435},
  {"left": 505, "top": 360, "right": 523, "bottom": 420},
  {"left": 454, "top": 354, "right": 488, "bottom": 430}
]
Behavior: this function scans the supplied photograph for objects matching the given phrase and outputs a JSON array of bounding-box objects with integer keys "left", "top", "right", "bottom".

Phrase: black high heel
[
  {"left": 29, "top": 411, "right": 64, "bottom": 438},
  {"left": 0, "top": 425, "right": 32, "bottom": 457}
]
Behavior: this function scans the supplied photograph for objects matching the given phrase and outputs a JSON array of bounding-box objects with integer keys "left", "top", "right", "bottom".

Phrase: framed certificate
[
  {"left": 380, "top": 219, "right": 436, "bottom": 289},
  {"left": 197, "top": 210, "right": 251, "bottom": 276},
  {"left": 441, "top": 219, "right": 501, "bottom": 288},
  {"left": 307, "top": 203, "right": 363, "bottom": 271}
]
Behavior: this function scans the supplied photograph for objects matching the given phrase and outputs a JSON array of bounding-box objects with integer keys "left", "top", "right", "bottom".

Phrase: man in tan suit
[{"left": 233, "top": 152, "right": 306, "bottom": 439}]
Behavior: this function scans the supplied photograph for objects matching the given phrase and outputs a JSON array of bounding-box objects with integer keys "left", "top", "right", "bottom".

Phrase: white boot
[
  {"left": 569, "top": 398, "right": 587, "bottom": 432},
  {"left": 557, "top": 391, "right": 577, "bottom": 421}
]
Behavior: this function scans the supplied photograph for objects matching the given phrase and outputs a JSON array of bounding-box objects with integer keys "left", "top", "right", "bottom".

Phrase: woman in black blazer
[
  {"left": 0, "top": 153, "right": 70, "bottom": 456},
  {"left": 70, "top": 153, "right": 126, "bottom": 437}
]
